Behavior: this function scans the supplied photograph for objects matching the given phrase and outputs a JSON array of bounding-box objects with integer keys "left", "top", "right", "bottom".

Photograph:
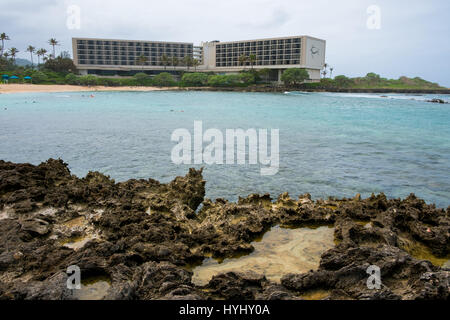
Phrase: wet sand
[{"left": 0, "top": 84, "right": 174, "bottom": 94}]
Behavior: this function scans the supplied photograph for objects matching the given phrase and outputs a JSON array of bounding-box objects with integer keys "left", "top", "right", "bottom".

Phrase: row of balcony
[
  {"left": 216, "top": 60, "right": 300, "bottom": 67},
  {"left": 76, "top": 42, "right": 191, "bottom": 48}
]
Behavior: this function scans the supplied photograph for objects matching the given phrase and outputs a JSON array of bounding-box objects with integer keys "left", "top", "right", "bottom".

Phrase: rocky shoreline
[{"left": 0, "top": 159, "right": 448, "bottom": 300}]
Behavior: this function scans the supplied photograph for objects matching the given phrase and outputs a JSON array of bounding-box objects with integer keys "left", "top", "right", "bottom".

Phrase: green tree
[
  {"left": 78, "top": 75, "right": 98, "bottom": 86},
  {"left": 182, "top": 55, "right": 193, "bottom": 71},
  {"left": 257, "top": 68, "right": 270, "bottom": 81},
  {"left": 207, "top": 74, "right": 242, "bottom": 87},
  {"left": 181, "top": 72, "right": 208, "bottom": 86},
  {"left": 8, "top": 47, "right": 19, "bottom": 64},
  {"left": 136, "top": 55, "right": 148, "bottom": 70},
  {"left": 133, "top": 72, "right": 150, "bottom": 85},
  {"left": 171, "top": 56, "right": 179, "bottom": 70},
  {"left": 153, "top": 72, "right": 175, "bottom": 86},
  {"left": 43, "top": 56, "right": 76, "bottom": 73},
  {"left": 239, "top": 72, "right": 255, "bottom": 85},
  {"left": 0, "top": 33, "right": 10, "bottom": 56},
  {"left": 280, "top": 68, "right": 310, "bottom": 86},
  {"left": 192, "top": 59, "right": 200, "bottom": 71},
  {"left": 65, "top": 73, "right": 78, "bottom": 85},
  {"left": 239, "top": 54, "right": 248, "bottom": 69},
  {"left": 334, "top": 75, "right": 353, "bottom": 87},
  {"left": 365, "top": 72, "right": 381, "bottom": 82},
  {"left": 160, "top": 54, "right": 169, "bottom": 70},
  {"left": 48, "top": 38, "right": 59, "bottom": 58},
  {"left": 36, "top": 48, "right": 47, "bottom": 67},
  {"left": 248, "top": 54, "right": 256, "bottom": 69},
  {"left": 0, "top": 53, "right": 13, "bottom": 70},
  {"left": 322, "top": 62, "right": 328, "bottom": 78},
  {"left": 31, "top": 71, "right": 49, "bottom": 83},
  {"left": 26, "top": 45, "right": 36, "bottom": 68}
]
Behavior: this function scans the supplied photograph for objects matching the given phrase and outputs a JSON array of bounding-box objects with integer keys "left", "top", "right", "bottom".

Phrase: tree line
[{"left": 1, "top": 32, "right": 62, "bottom": 68}]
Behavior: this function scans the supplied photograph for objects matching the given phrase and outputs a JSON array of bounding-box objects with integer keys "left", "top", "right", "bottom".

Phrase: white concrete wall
[
  {"left": 201, "top": 42, "right": 217, "bottom": 70},
  {"left": 306, "top": 68, "right": 321, "bottom": 81},
  {"left": 304, "top": 37, "right": 326, "bottom": 71}
]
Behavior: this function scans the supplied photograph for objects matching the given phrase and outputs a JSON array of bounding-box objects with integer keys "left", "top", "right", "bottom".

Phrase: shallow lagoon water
[
  {"left": 192, "top": 225, "right": 335, "bottom": 286},
  {"left": 0, "top": 91, "right": 449, "bottom": 207}
]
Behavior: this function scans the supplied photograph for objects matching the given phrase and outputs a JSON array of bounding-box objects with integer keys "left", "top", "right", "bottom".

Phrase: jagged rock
[{"left": 0, "top": 159, "right": 448, "bottom": 300}]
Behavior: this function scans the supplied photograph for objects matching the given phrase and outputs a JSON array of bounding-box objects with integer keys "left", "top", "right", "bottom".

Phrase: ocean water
[{"left": 0, "top": 91, "right": 449, "bottom": 208}]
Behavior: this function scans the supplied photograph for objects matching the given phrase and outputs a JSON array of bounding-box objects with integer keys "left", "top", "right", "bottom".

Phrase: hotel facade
[{"left": 72, "top": 35, "right": 326, "bottom": 82}]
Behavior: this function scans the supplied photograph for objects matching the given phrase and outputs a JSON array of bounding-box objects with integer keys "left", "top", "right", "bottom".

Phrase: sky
[{"left": 1, "top": 0, "right": 449, "bottom": 86}]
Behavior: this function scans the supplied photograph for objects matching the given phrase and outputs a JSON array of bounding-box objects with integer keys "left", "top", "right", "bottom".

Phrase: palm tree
[
  {"left": 26, "top": 45, "right": 36, "bottom": 68},
  {"left": 36, "top": 48, "right": 47, "bottom": 67},
  {"left": 171, "top": 56, "right": 179, "bottom": 70},
  {"left": 322, "top": 70, "right": 327, "bottom": 78},
  {"left": 182, "top": 55, "right": 193, "bottom": 71},
  {"left": 192, "top": 59, "right": 200, "bottom": 72},
  {"left": 3, "top": 52, "right": 9, "bottom": 60},
  {"left": 8, "top": 47, "right": 18, "bottom": 64},
  {"left": 329, "top": 67, "right": 334, "bottom": 79},
  {"left": 322, "top": 63, "right": 328, "bottom": 78},
  {"left": 0, "top": 33, "right": 10, "bottom": 56},
  {"left": 239, "top": 54, "right": 248, "bottom": 69},
  {"left": 48, "top": 38, "right": 59, "bottom": 58},
  {"left": 160, "top": 54, "right": 169, "bottom": 70},
  {"left": 136, "top": 55, "right": 148, "bottom": 70},
  {"left": 248, "top": 54, "right": 256, "bottom": 69}
]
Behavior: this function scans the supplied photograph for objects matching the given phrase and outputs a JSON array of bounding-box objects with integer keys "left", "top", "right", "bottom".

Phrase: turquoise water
[{"left": 0, "top": 91, "right": 449, "bottom": 208}]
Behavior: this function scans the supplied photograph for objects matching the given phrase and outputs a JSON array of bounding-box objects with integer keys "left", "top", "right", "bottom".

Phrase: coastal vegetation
[
  {"left": 303, "top": 72, "right": 446, "bottom": 90},
  {"left": 280, "top": 68, "right": 310, "bottom": 86}
]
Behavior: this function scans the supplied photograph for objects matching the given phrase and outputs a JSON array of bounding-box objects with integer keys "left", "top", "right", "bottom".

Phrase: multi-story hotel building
[{"left": 72, "top": 35, "right": 325, "bottom": 82}]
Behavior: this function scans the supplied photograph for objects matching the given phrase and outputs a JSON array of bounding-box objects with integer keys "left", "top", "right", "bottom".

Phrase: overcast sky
[{"left": 1, "top": 0, "right": 449, "bottom": 86}]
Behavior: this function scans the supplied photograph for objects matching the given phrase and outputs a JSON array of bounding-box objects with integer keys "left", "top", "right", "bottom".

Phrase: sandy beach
[{"left": 0, "top": 84, "right": 175, "bottom": 94}]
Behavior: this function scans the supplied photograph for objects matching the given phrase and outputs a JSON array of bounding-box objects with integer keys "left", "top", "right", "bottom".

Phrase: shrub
[
  {"left": 153, "top": 72, "right": 175, "bottom": 86},
  {"left": 181, "top": 72, "right": 209, "bottom": 86},
  {"left": 333, "top": 75, "right": 353, "bottom": 87},
  {"left": 281, "top": 68, "right": 310, "bottom": 86},
  {"left": 65, "top": 73, "right": 78, "bottom": 85},
  {"left": 30, "top": 71, "right": 48, "bottom": 83},
  {"left": 78, "top": 75, "right": 98, "bottom": 86},
  {"left": 97, "top": 77, "right": 123, "bottom": 87},
  {"left": 238, "top": 72, "right": 255, "bottom": 85},
  {"left": 257, "top": 68, "right": 271, "bottom": 81},
  {"left": 206, "top": 74, "right": 249, "bottom": 87},
  {"left": 133, "top": 72, "right": 150, "bottom": 85}
]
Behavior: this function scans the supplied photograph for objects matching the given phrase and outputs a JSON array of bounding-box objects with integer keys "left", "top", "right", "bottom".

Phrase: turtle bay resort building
[{"left": 72, "top": 35, "right": 326, "bottom": 83}]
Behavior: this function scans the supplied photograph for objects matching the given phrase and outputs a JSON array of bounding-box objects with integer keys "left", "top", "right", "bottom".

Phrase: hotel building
[{"left": 72, "top": 35, "right": 326, "bottom": 82}]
